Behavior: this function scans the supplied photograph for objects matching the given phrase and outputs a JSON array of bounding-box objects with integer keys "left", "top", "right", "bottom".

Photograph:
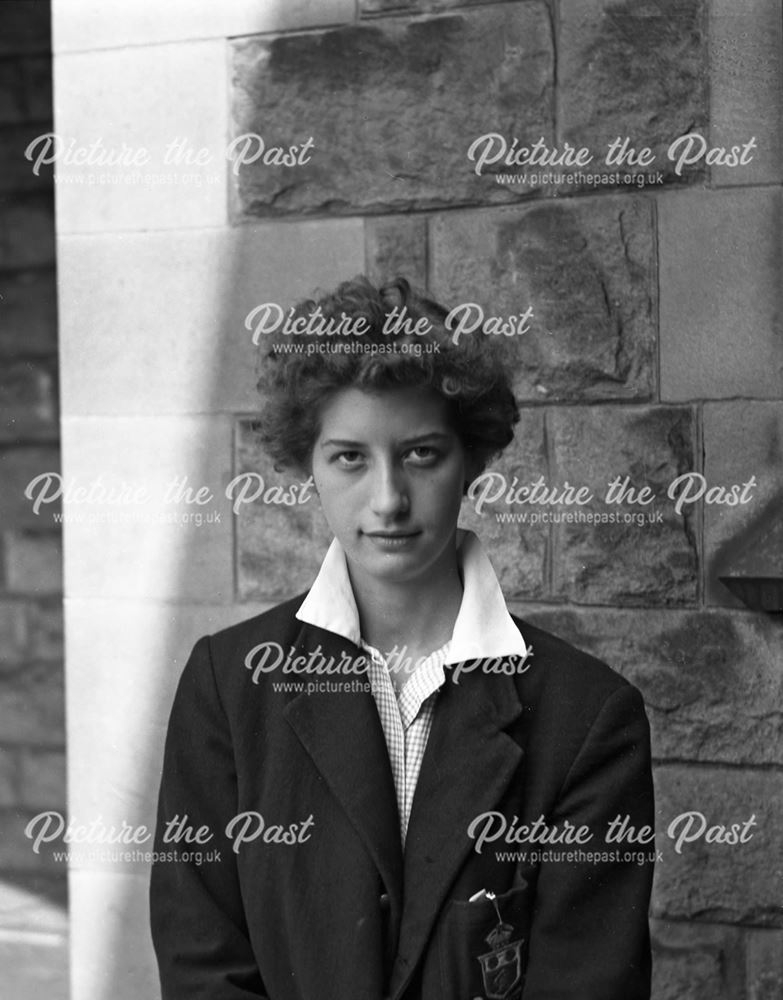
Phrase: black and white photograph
[{"left": 0, "top": 1, "right": 781, "bottom": 998}]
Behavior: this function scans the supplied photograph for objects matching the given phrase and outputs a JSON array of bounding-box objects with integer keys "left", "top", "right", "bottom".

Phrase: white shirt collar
[{"left": 296, "top": 529, "right": 528, "bottom": 664}]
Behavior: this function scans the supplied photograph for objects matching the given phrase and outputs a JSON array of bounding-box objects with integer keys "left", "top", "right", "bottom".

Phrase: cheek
[
  {"left": 315, "top": 480, "right": 344, "bottom": 514},
  {"left": 312, "top": 473, "right": 358, "bottom": 526},
  {"left": 421, "top": 464, "right": 467, "bottom": 512},
  {"left": 311, "top": 460, "right": 338, "bottom": 501}
]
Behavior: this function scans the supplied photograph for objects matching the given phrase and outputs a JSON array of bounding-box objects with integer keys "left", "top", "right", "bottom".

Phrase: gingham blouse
[{"left": 362, "top": 639, "right": 450, "bottom": 843}]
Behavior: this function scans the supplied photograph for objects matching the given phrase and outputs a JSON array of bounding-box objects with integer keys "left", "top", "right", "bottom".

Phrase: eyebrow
[{"left": 319, "top": 431, "right": 454, "bottom": 449}]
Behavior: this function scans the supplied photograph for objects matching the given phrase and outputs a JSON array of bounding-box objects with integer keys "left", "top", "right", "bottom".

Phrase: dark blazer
[{"left": 150, "top": 595, "right": 654, "bottom": 1000}]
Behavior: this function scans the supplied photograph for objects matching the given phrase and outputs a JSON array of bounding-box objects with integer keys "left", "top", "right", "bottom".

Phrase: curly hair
[{"left": 254, "top": 276, "right": 519, "bottom": 475}]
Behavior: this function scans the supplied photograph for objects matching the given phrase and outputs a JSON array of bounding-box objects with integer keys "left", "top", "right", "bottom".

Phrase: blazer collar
[{"left": 282, "top": 622, "right": 405, "bottom": 921}]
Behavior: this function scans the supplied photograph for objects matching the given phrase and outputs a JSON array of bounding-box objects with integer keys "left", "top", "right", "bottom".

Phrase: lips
[
  {"left": 364, "top": 531, "right": 420, "bottom": 539},
  {"left": 363, "top": 530, "right": 422, "bottom": 548}
]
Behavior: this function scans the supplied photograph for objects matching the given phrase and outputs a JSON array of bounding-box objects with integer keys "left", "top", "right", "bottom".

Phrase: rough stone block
[
  {"left": 365, "top": 216, "right": 428, "bottom": 290},
  {"left": 747, "top": 929, "right": 783, "bottom": 1000},
  {"left": 652, "top": 766, "right": 783, "bottom": 926},
  {"left": 659, "top": 188, "right": 783, "bottom": 401},
  {"left": 710, "top": 0, "right": 783, "bottom": 187},
  {"left": 235, "top": 419, "right": 333, "bottom": 602},
  {"left": 26, "top": 599, "right": 64, "bottom": 662},
  {"left": 0, "top": 600, "right": 28, "bottom": 664},
  {"left": 19, "top": 54, "right": 52, "bottom": 122},
  {"left": 0, "top": 55, "right": 52, "bottom": 126},
  {"left": 460, "top": 407, "right": 549, "bottom": 600},
  {"left": 0, "top": 2, "right": 51, "bottom": 56},
  {"left": 559, "top": 0, "right": 708, "bottom": 187},
  {"left": 0, "top": 447, "right": 61, "bottom": 529},
  {"left": 0, "top": 60, "right": 26, "bottom": 125},
  {"left": 547, "top": 406, "right": 697, "bottom": 605},
  {"left": 0, "top": 269, "right": 58, "bottom": 357},
  {"left": 0, "top": 360, "right": 58, "bottom": 442},
  {"left": 0, "top": 661, "right": 64, "bottom": 745},
  {"left": 430, "top": 198, "right": 656, "bottom": 402},
  {"left": 0, "top": 193, "right": 54, "bottom": 269},
  {"left": 515, "top": 607, "right": 783, "bottom": 767},
  {"left": 0, "top": 748, "right": 18, "bottom": 807},
  {"left": 703, "top": 402, "right": 783, "bottom": 608},
  {"left": 0, "top": 125, "right": 55, "bottom": 195},
  {"left": 652, "top": 945, "right": 724, "bottom": 1000},
  {"left": 231, "top": 6, "right": 553, "bottom": 216},
  {"left": 650, "top": 919, "right": 743, "bottom": 1000},
  {"left": 19, "top": 748, "right": 66, "bottom": 811},
  {"left": 0, "top": 809, "right": 64, "bottom": 873},
  {"left": 4, "top": 532, "right": 62, "bottom": 596}
]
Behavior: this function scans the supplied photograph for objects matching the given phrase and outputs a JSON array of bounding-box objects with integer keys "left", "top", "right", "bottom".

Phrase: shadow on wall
[{"left": 0, "top": 1, "right": 68, "bottom": 997}]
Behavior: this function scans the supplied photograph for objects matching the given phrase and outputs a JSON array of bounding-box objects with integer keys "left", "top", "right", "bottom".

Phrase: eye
[
  {"left": 333, "top": 450, "right": 365, "bottom": 469},
  {"left": 405, "top": 445, "right": 440, "bottom": 466}
]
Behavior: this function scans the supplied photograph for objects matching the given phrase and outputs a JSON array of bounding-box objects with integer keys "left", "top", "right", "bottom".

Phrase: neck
[{"left": 349, "top": 547, "right": 463, "bottom": 662}]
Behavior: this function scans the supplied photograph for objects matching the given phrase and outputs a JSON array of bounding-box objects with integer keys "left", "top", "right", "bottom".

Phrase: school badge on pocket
[{"left": 476, "top": 892, "right": 524, "bottom": 1000}]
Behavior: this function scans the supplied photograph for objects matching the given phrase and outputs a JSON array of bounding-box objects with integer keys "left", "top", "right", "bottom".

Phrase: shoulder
[
  {"left": 174, "top": 593, "right": 314, "bottom": 707},
  {"left": 505, "top": 616, "right": 651, "bottom": 802},
  {"left": 511, "top": 614, "right": 633, "bottom": 704},
  {"left": 204, "top": 593, "right": 310, "bottom": 660},
  {"left": 509, "top": 614, "right": 648, "bottom": 753}
]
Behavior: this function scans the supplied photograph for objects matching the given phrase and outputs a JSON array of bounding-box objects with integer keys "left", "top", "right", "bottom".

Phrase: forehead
[{"left": 316, "top": 386, "right": 454, "bottom": 440}]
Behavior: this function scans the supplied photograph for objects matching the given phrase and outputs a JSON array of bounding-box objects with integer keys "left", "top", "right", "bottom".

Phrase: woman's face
[{"left": 311, "top": 385, "right": 470, "bottom": 589}]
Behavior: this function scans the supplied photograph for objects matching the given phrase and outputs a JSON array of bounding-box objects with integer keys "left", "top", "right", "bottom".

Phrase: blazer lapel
[
  {"left": 389, "top": 666, "right": 524, "bottom": 1000},
  {"left": 282, "top": 624, "right": 404, "bottom": 913}
]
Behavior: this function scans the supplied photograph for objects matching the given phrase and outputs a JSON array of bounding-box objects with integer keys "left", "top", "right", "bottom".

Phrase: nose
[{"left": 369, "top": 460, "right": 409, "bottom": 519}]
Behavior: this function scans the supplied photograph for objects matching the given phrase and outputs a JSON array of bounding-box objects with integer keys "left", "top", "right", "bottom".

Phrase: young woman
[{"left": 150, "top": 277, "right": 655, "bottom": 1000}]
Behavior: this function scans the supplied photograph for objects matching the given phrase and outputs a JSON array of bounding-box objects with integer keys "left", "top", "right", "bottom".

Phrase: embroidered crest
[{"left": 476, "top": 893, "right": 524, "bottom": 1000}]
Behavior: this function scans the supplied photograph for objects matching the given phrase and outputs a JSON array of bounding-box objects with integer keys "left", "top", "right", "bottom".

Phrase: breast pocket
[{"left": 436, "top": 883, "right": 533, "bottom": 1000}]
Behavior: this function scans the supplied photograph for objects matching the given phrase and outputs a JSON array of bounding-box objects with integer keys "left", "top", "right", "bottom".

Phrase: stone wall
[
  {"left": 0, "top": 1, "right": 68, "bottom": 991},
  {"left": 49, "top": 1, "right": 782, "bottom": 998}
]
